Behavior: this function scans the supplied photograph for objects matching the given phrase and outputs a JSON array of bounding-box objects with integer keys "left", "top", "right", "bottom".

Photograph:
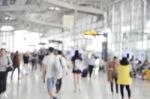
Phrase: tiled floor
[{"left": 4, "top": 69, "right": 150, "bottom": 99}]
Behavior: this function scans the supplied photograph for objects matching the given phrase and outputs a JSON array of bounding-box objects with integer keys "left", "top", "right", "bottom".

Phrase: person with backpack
[{"left": 55, "top": 50, "right": 68, "bottom": 93}]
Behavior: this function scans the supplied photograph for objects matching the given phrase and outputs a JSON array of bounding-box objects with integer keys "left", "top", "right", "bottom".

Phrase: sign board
[
  {"left": 63, "top": 15, "right": 74, "bottom": 29},
  {"left": 102, "top": 42, "right": 107, "bottom": 61},
  {"left": 49, "top": 40, "right": 62, "bottom": 44},
  {"left": 2, "top": 42, "right": 6, "bottom": 45},
  {"left": 39, "top": 43, "right": 45, "bottom": 45},
  {"left": 84, "top": 30, "right": 99, "bottom": 36}
]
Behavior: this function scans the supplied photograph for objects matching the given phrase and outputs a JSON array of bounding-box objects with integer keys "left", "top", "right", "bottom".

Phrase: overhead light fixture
[
  {"left": 49, "top": 7, "right": 55, "bottom": 10},
  {"left": 9, "top": 16, "right": 16, "bottom": 21},
  {"left": 48, "top": 7, "right": 60, "bottom": 11},
  {"left": 4, "top": 17, "right": 9, "bottom": 20},
  {"left": 0, "top": 25, "right": 15, "bottom": 31},
  {"left": 4, "top": 16, "right": 16, "bottom": 21},
  {"left": 55, "top": 7, "right": 60, "bottom": 11}
]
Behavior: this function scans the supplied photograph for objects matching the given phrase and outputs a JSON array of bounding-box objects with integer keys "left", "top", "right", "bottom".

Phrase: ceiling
[{"left": 0, "top": 0, "right": 121, "bottom": 34}]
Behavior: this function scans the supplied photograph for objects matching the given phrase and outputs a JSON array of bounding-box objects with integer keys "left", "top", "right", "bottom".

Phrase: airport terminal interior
[{"left": 0, "top": 0, "right": 150, "bottom": 99}]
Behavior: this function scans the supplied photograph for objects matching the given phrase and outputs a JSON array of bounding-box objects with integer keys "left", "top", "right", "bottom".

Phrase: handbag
[
  {"left": 6, "top": 56, "right": 13, "bottom": 72},
  {"left": 130, "top": 71, "right": 133, "bottom": 77},
  {"left": 7, "top": 66, "right": 13, "bottom": 72}
]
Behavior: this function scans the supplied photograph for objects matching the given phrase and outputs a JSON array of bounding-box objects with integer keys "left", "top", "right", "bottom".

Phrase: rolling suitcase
[{"left": 82, "top": 69, "right": 88, "bottom": 77}]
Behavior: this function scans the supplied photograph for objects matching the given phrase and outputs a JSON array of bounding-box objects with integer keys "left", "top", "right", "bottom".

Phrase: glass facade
[
  {"left": 1, "top": 0, "right": 150, "bottom": 58},
  {"left": 109, "top": 0, "right": 150, "bottom": 58}
]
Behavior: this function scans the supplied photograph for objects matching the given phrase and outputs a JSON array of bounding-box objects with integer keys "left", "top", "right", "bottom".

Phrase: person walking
[
  {"left": 23, "top": 52, "right": 29, "bottom": 74},
  {"left": 0, "top": 48, "right": 12, "bottom": 98},
  {"left": 71, "top": 50, "right": 82, "bottom": 92},
  {"left": 31, "top": 52, "right": 38, "bottom": 71},
  {"left": 107, "top": 56, "right": 119, "bottom": 94},
  {"left": 55, "top": 50, "right": 67, "bottom": 93},
  {"left": 11, "top": 51, "right": 21, "bottom": 80},
  {"left": 88, "top": 54, "right": 95, "bottom": 78},
  {"left": 117, "top": 57, "right": 132, "bottom": 99},
  {"left": 42, "top": 47, "right": 59, "bottom": 99}
]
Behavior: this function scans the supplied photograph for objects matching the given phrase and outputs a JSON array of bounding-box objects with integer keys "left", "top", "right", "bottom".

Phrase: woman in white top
[{"left": 71, "top": 50, "right": 82, "bottom": 92}]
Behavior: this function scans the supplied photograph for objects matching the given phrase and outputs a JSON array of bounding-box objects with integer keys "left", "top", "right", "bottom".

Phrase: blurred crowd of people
[
  {"left": 107, "top": 54, "right": 150, "bottom": 99},
  {"left": 0, "top": 47, "right": 107, "bottom": 99},
  {"left": 1, "top": 47, "right": 150, "bottom": 99},
  {"left": 130, "top": 57, "right": 150, "bottom": 79}
]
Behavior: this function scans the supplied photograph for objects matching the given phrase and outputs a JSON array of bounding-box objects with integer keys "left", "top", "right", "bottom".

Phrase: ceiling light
[
  {"left": 1, "top": 25, "right": 15, "bottom": 31},
  {"left": 49, "top": 7, "right": 55, "bottom": 10},
  {"left": 55, "top": 7, "right": 60, "bottom": 11},
  {"left": 4, "top": 17, "right": 9, "bottom": 20},
  {"left": 48, "top": 7, "right": 60, "bottom": 11},
  {"left": 9, "top": 16, "right": 16, "bottom": 21},
  {"left": 4, "top": 16, "right": 16, "bottom": 21}
]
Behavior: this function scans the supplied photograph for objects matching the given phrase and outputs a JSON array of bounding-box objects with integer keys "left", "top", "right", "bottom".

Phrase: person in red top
[{"left": 107, "top": 56, "right": 119, "bottom": 93}]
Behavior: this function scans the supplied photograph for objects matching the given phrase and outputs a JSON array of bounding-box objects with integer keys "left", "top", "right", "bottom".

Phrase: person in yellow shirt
[{"left": 117, "top": 57, "right": 132, "bottom": 99}]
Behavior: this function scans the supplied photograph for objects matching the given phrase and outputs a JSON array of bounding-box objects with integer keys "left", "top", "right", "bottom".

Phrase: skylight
[{"left": 0, "top": 25, "right": 15, "bottom": 31}]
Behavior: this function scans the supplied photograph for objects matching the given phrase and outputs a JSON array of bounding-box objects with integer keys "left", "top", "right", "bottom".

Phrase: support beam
[
  {"left": 45, "top": 0, "right": 103, "bottom": 15},
  {"left": 0, "top": 4, "right": 38, "bottom": 11},
  {"left": 28, "top": 15, "right": 64, "bottom": 29}
]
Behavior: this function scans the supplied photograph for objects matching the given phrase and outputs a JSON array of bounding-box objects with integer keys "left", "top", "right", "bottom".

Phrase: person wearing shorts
[
  {"left": 71, "top": 50, "right": 82, "bottom": 92},
  {"left": 47, "top": 78, "right": 56, "bottom": 91},
  {"left": 42, "top": 47, "right": 59, "bottom": 99}
]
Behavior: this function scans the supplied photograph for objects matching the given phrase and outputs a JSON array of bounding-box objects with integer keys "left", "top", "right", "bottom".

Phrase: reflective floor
[{"left": 4, "top": 68, "right": 150, "bottom": 99}]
